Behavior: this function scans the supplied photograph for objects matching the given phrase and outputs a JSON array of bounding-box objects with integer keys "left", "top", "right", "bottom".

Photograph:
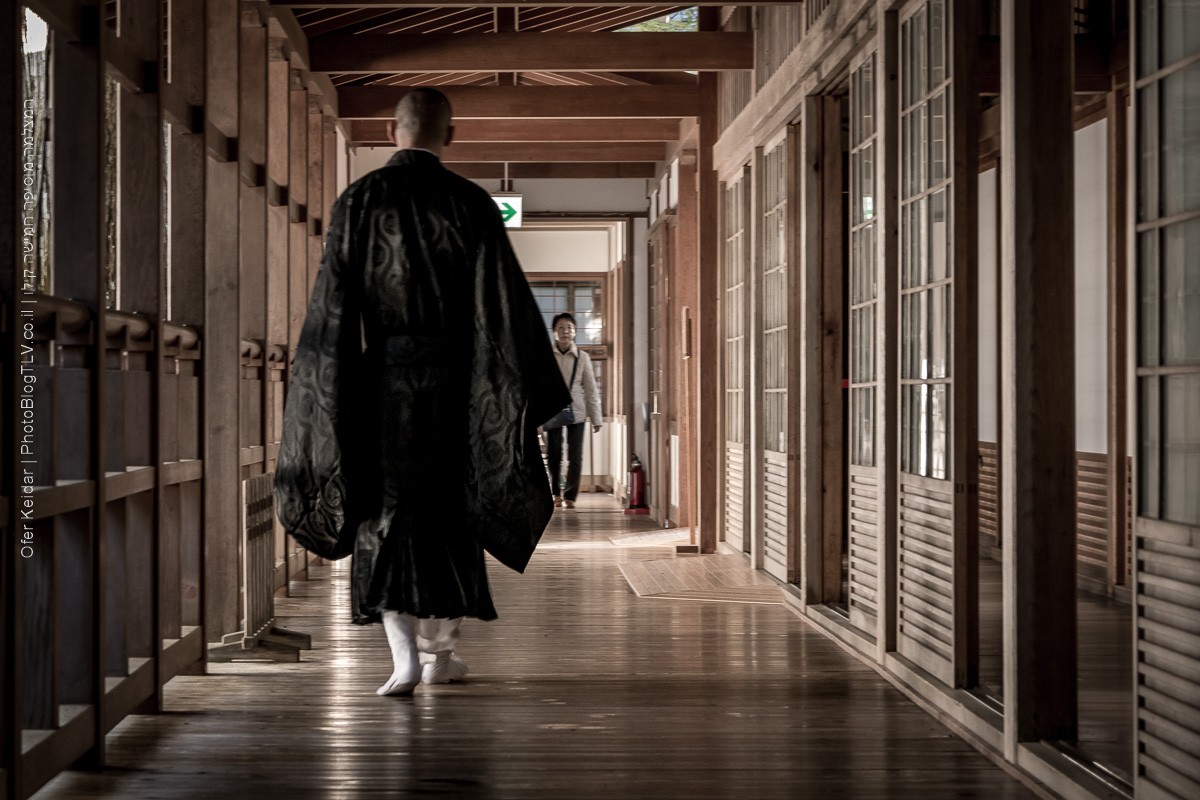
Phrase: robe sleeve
[
  {"left": 273, "top": 192, "right": 366, "bottom": 559},
  {"left": 465, "top": 205, "right": 570, "bottom": 572}
]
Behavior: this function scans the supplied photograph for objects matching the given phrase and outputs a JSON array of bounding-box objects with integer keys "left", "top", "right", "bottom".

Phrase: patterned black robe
[{"left": 274, "top": 149, "right": 569, "bottom": 624}]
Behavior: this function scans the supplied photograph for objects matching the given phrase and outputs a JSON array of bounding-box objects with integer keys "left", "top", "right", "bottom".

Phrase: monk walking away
[{"left": 274, "top": 88, "right": 568, "bottom": 696}]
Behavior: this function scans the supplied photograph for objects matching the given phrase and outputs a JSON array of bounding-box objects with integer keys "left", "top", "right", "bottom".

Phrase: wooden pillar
[
  {"left": 819, "top": 97, "right": 845, "bottom": 602},
  {"left": 204, "top": 0, "right": 242, "bottom": 644},
  {"left": 3, "top": 2, "right": 21, "bottom": 792},
  {"left": 747, "top": 143, "right": 764, "bottom": 569},
  {"left": 51, "top": 9, "right": 108, "bottom": 757},
  {"left": 1105, "top": 88, "right": 1129, "bottom": 589},
  {"left": 288, "top": 74, "right": 308, "bottom": 346},
  {"left": 168, "top": 0, "right": 207, "bottom": 327},
  {"left": 697, "top": 9, "right": 721, "bottom": 554},
  {"left": 267, "top": 41, "right": 290, "bottom": 352},
  {"left": 950, "top": 0, "right": 981, "bottom": 690},
  {"left": 239, "top": 12, "right": 267, "bottom": 348},
  {"left": 116, "top": 0, "right": 163, "bottom": 714},
  {"left": 798, "top": 95, "right": 824, "bottom": 604},
  {"left": 675, "top": 150, "right": 698, "bottom": 534},
  {"left": 307, "top": 98, "right": 325, "bottom": 289},
  {"left": 876, "top": 3, "right": 900, "bottom": 658},
  {"left": 1000, "top": 0, "right": 1078, "bottom": 751}
]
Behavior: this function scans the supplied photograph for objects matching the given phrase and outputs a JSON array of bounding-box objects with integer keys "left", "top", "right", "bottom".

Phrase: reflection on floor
[
  {"left": 976, "top": 554, "right": 1133, "bottom": 781},
  {"left": 39, "top": 494, "right": 1037, "bottom": 798}
]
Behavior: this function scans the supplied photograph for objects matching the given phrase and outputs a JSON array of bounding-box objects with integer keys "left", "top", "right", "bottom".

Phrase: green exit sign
[{"left": 492, "top": 193, "right": 522, "bottom": 228}]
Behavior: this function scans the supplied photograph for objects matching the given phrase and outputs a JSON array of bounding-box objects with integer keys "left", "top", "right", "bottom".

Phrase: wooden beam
[
  {"left": 440, "top": 141, "right": 665, "bottom": 162},
  {"left": 339, "top": 85, "right": 699, "bottom": 119},
  {"left": 978, "top": 37, "right": 1111, "bottom": 94},
  {"left": 1105, "top": 88, "right": 1129, "bottom": 589},
  {"left": 446, "top": 162, "right": 656, "bottom": 179},
  {"left": 274, "top": 0, "right": 793, "bottom": 5},
  {"left": 309, "top": 32, "right": 753, "bottom": 73},
  {"left": 347, "top": 117, "right": 680, "bottom": 144}
]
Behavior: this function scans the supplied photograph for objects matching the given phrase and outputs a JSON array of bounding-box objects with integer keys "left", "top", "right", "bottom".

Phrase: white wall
[
  {"left": 978, "top": 168, "right": 999, "bottom": 444},
  {"left": 509, "top": 229, "right": 614, "bottom": 272},
  {"left": 1074, "top": 120, "right": 1108, "bottom": 454},
  {"left": 977, "top": 120, "right": 1110, "bottom": 453}
]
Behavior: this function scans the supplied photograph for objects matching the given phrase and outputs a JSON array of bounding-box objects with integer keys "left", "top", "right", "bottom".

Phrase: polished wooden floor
[{"left": 39, "top": 496, "right": 1037, "bottom": 799}]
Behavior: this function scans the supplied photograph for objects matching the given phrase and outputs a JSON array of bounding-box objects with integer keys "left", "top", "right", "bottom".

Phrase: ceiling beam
[
  {"left": 447, "top": 162, "right": 658, "bottom": 179},
  {"left": 309, "top": 32, "right": 752, "bottom": 73},
  {"left": 440, "top": 141, "right": 666, "bottom": 162},
  {"left": 348, "top": 117, "right": 680, "bottom": 144},
  {"left": 276, "top": 1, "right": 785, "bottom": 6},
  {"left": 339, "top": 85, "right": 699, "bottom": 119}
]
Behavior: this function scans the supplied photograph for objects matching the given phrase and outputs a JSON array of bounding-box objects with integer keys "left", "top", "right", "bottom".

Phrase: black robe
[{"left": 274, "top": 149, "right": 569, "bottom": 624}]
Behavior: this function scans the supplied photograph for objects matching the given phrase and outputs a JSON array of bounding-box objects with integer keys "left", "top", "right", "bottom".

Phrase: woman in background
[{"left": 545, "top": 313, "right": 603, "bottom": 508}]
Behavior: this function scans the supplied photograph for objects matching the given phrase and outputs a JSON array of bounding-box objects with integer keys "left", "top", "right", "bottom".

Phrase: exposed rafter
[
  {"left": 310, "top": 32, "right": 751, "bottom": 74},
  {"left": 338, "top": 85, "right": 699, "bottom": 119},
  {"left": 348, "top": 117, "right": 680, "bottom": 145},
  {"left": 277, "top": 1, "right": 779, "bottom": 6},
  {"left": 440, "top": 142, "right": 666, "bottom": 162}
]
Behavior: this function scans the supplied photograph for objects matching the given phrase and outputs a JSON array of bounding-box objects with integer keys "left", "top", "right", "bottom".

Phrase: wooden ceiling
[{"left": 278, "top": 2, "right": 730, "bottom": 172}]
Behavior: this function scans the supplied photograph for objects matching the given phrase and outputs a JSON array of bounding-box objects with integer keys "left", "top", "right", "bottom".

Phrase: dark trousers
[{"left": 546, "top": 422, "right": 586, "bottom": 501}]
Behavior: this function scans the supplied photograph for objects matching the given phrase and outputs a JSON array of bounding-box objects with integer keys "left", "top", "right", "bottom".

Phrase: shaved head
[{"left": 390, "top": 88, "right": 454, "bottom": 153}]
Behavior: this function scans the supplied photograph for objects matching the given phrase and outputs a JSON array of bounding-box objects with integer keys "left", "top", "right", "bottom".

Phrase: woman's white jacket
[{"left": 552, "top": 343, "right": 603, "bottom": 427}]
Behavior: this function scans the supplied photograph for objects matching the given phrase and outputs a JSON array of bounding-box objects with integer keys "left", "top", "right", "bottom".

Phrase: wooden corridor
[{"left": 35, "top": 495, "right": 1038, "bottom": 799}]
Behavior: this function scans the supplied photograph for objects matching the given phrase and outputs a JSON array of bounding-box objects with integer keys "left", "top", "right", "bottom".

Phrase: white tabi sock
[{"left": 377, "top": 611, "right": 421, "bottom": 696}]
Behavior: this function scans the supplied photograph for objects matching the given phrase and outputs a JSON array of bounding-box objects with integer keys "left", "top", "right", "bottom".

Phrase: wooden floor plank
[{"left": 38, "top": 495, "right": 1037, "bottom": 799}]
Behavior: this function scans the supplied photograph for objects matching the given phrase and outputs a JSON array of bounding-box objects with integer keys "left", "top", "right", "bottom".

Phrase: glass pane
[
  {"left": 929, "top": 92, "right": 947, "bottom": 185},
  {"left": 1163, "top": 374, "right": 1200, "bottom": 524},
  {"left": 930, "top": 285, "right": 950, "bottom": 380},
  {"left": 930, "top": 189, "right": 949, "bottom": 281},
  {"left": 914, "top": 104, "right": 928, "bottom": 194},
  {"left": 1161, "top": 62, "right": 1200, "bottom": 217},
  {"left": 902, "top": 18, "right": 912, "bottom": 108},
  {"left": 863, "top": 55, "right": 876, "bottom": 139},
  {"left": 1140, "top": 378, "right": 1162, "bottom": 518},
  {"left": 931, "top": 383, "right": 949, "bottom": 480},
  {"left": 1140, "top": 231, "right": 1161, "bottom": 367},
  {"left": 914, "top": 7, "right": 928, "bottom": 100},
  {"left": 1139, "top": 86, "right": 1157, "bottom": 223},
  {"left": 1163, "top": 216, "right": 1200, "bottom": 365},
  {"left": 916, "top": 195, "right": 929, "bottom": 285},
  {"left": 1140, "top": 0, "right": 1159, "bottom": 78},
  {"left": 862, "top": 142, "right": 876, "bottom": 222},
  {"left": 1163, "top": 0, "right": 1200, "bottom": 67},
  {"left": 930, "top": 0, "right": 945, "bottom": 87}
]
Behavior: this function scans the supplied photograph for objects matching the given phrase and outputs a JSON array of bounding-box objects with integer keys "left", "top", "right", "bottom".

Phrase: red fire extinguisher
[{"left": 625, "top": 454, "right": 649, "bottom": 515}]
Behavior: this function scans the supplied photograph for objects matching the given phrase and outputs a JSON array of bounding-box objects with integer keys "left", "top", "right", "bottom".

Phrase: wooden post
[
  {"left": 951, "top": 0, "right": 981, "bottom": 691},
  {"left": 51, "top": 11, "right": 108, "bottom": 757},
  {"left": 204, "top": 0, "right": 243, "bottom": 644},
  {"left": 3, "top": 3, "right": 21, "bottom": 792},
  {"left": 288, "top": 74, "right": 308, "bottom": 346},
  {"left": 117, "top": 0, "right": 164, "bottom": 715},
  {"left": 674, "top": 153, "right": 698, "bottom": 534},
  {"left": 876, "top": 2, "right": 900, "bottom": 659},
  {"left": 1000, "top": 0, "right": 1078, "bottom": 751},
  {"left": 799, "top": 95, "right": 825, "bottom": 605},
  {"left": 695, "top": 8, "right": 720, "bottom": 553},
  {"left": 1105, "top": 88, "right": 1129, "bottom": 589},
  {"left": 819, "top": 96, "right": 845, "bottom": 603},
  {"left": 785, "top": 124, "right": 803, "bottom": 579}
]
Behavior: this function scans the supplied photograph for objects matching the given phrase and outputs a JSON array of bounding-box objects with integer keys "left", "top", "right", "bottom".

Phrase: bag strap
[{"left": 566, "top": 353, "right": 580, "bottom": 389}]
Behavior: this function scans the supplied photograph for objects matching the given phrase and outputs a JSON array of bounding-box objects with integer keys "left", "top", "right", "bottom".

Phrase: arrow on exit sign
[{"left": 492, "top": 193, "right": 522, "bottom": 228}]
